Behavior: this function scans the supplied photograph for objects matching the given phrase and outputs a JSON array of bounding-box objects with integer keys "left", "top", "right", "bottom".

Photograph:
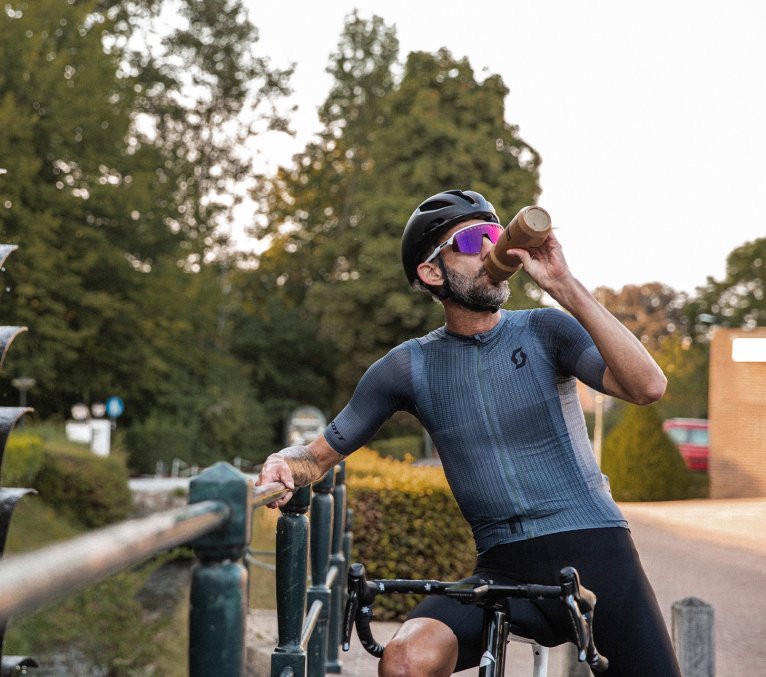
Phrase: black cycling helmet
[{"left": 401, "top": 189, "right": 499, "bottom": 288}]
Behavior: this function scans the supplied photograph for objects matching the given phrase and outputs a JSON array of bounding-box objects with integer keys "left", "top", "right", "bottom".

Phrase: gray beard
[{"left": 445, "top": 267, "right": 510, "bottom": 311}]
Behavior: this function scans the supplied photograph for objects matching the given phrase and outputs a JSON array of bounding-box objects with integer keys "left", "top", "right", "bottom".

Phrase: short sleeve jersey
[{"left": 323, "top": 308, "right": 627, "bottom": 553}]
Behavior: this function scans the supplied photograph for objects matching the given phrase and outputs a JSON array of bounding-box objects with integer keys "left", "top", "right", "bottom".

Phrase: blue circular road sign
[{"left": 105, "top": 396, "right": 125, "bottom": 418}]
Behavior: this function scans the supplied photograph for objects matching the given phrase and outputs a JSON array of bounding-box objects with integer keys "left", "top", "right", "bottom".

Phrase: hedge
[
  {"left": 345, "top": 449, "right": 475, "bottom": 621},
  {"left": 3, "top": 430, "right": 134, "bottom": 529},
  {"left": 2, "top": 432, "right": 45, "bottom": 487}
]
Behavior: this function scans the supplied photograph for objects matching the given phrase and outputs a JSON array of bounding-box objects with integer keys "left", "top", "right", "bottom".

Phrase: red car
[{"left": 662, "top": 418, "right": 709, "bottom": 472}]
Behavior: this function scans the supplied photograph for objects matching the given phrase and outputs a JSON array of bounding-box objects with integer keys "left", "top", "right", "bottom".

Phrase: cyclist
[{"left": 257, "top": 189, "right": 682, "bottom": 676}]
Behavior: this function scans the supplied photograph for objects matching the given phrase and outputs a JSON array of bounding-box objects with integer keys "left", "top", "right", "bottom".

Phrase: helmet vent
[{"left": 420, "top": 200, "right": 453, "bottom": 213}]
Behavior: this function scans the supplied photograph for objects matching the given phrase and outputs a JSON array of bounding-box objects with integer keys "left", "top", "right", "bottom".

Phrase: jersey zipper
[{"left": 474, "top": 340, "right": 532, "bottom": 532}]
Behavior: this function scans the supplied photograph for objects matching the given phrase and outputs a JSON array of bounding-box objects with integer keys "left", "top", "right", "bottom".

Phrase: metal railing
[{"left": 271, "top": 462, "right": 350, "bottom": 677}]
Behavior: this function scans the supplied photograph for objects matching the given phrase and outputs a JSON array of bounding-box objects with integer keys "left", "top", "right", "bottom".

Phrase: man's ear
[{"left": 416, "top": 260, "right": 444, "bottom": 288}]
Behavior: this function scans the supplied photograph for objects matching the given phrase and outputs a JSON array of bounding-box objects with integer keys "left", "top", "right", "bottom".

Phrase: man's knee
[{"left": 378, "top": 618, "right": 457, "bottom": 677}]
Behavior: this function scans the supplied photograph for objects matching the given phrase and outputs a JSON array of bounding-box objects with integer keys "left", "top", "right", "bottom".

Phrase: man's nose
[{"left": 479, "top": 235, "right": 495, "bottom": 259}]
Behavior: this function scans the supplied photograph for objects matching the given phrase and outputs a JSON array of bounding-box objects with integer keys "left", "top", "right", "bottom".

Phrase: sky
[{"left": 243, "top": 0, "right": 766, "bottom": 294}]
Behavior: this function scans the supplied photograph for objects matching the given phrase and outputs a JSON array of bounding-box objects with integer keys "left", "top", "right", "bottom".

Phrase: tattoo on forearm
[{"left": 279, "top": 446, "right": 324, "bottom": 486}]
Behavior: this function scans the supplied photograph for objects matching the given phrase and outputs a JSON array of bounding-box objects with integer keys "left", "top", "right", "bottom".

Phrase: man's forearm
[
  {"left": 273, "top": 437, "right": 346, "bottom": 487},
  {"left": 275, "top": 445, "right": 329, "bottom": 486},
  {"left": 550, "top": 276, "right": 667, "bottom": 404}
]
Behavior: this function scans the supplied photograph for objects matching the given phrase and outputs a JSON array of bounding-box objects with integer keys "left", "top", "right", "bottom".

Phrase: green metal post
[
  {"left": 325, "top": 463, "right": 347, "bottom": 673},
  {"left": 188, "top": 462, "right": 251, "bottom": 677},
  {"left": 307, "top": 472, "right": 334, "bottom": 677},
  {"left": 271, "top": 485, "right": 311, "bottom": 677},
  {"left": 343, "top": 508, "right": 353, "bottom": 590}
]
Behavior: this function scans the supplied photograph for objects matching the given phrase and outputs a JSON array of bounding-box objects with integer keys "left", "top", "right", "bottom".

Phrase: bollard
[
  {"left": 672, "top": 597, "right": 714, "bottom": 677},
  {"left": 325, "top": 463, "right": 347, "bottom": 673},
  {"left": 271, "top": 485, "right": 311, "bottom": 677},
  {"left": 307, "top": 472, "right": 334, "bottom": 677},
  {"left": 188, "top": 462, "right": 251, "bottom": 677}
]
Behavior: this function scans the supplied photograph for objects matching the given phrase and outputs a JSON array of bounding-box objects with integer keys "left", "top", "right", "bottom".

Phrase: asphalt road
[{"left": 621, "top": 503, "right": 766, "bottom": 677}]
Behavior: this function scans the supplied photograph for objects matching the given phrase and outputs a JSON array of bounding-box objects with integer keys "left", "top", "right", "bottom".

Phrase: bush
[
  {"left": 2, "top": 431, "right": 45, "bottom": 486},
  {"left": 32, "top": 447, "right": 133, "bottom": 528},
  {"left": 601, "top": 405, "right": 692, "bottom": 501},
  {"left": 345, "top": 449, "right": 475, "bottom": 621}
]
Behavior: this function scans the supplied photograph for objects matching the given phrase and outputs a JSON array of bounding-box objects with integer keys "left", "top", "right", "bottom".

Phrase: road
[{"left": 621, "top": 501, "right": 766, "bottom": 677}]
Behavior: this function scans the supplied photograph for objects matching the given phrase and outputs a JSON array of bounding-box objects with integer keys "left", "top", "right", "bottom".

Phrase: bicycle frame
[{"left": 479, "top": 599, "right": 549, "bottom": 677}]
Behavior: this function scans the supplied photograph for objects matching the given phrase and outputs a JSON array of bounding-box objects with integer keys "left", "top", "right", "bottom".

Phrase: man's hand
[
  {"left": 256, "top": 437, "right": 347, "bottom": 509},
  {"left": 510, "top": 231, "right": 667, "bottom": 405},
  {"left": 256, "top": 453, "right": 296, "bottom": 508},
  {"left": 506, "top": 231, "right": 572, "bottom": 295}
]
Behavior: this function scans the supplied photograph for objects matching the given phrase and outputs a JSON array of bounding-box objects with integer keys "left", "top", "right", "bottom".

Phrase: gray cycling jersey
[{"left": 323, "top": 308, "right": 627, "bottom": 553}]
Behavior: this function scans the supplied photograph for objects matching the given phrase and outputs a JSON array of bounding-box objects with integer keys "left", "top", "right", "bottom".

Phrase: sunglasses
[{"left": 424, "top": 222, "right": 503, "bottom": 263}]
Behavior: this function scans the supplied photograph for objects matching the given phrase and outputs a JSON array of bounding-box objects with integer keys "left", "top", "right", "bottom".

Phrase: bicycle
[{"left": 342, "top": 562, "right": 608, "bottom": 676}]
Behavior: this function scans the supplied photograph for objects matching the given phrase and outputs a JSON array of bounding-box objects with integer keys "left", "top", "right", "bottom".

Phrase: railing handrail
[
  {"left": 0, "top": 499, "right": 229, "bottom": 623},
  {"left": 252, "top": 481, "right": 289, "bottom": 509}
]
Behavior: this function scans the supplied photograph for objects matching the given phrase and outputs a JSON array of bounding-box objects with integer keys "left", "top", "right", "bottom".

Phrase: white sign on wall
[{"left": 732, "top": 337, "right": 766, "bottom": 362}]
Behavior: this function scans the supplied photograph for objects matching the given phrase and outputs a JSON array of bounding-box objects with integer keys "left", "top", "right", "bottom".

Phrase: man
[{"left": 257, "top": 189, "right": 681, "bottom": 676}]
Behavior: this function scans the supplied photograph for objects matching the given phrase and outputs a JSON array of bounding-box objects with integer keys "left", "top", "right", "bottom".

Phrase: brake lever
[
  {"left": 343, "top": 563, "right": 366, "bottom": 651},
  {"left": 559, "top": 567, "right": 609, "bottom": 672}
]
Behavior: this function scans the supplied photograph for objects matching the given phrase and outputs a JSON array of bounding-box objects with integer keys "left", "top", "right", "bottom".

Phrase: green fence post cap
[{"left": 189, "top": 462, "right": 251, "bottom": 559}]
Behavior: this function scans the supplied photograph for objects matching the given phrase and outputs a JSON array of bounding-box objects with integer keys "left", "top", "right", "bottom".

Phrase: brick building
[{"left": 709, "top": 327, "right": 766, "bottom": 498}]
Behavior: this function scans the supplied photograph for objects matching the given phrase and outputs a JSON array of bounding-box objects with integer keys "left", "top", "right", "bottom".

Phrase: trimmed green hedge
[
  {"left": 4, "top": 429, "right": 133, "bottom": 529},
  {"left": 346, "top": 449, "right": 475, "bottom": 621},
  {"left": 2, "top": 432, "right": 45, "bottom": 487}
]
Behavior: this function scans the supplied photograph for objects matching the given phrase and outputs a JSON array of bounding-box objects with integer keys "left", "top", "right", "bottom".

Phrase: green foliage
[
  {"left": 653, "top": 335, "right": 709, "bottom": 419},
  {"left": 3, "top": 489, "right": 83, "bottom": 553},
  {"left": 369, "top": 435, "right": 423, "bottom": 460},
  {"left": 601, "top": 405, "right": 692, "bottom": 502},
  {"left": 684, "top": 236, "right": 766, "bottom": 334},
  {"left": 124, "top": 418, "right": 198, "bottom": 475},
  {"left": 1, "top": 431, "right": 45, "bottom": 486},
  {"left": 4, "top": 495, "right": 188, "bottom": 675},
  {"left": 346, "top": 449, "right": 475, "bottom": 620},
  {"left": 31, "top": 446, "right": 133, "bottom": 528},
  {"left": 6, "top": 554, "right": 186, "bottom": 676},
  {"left": 0, "top": 0, "right": 291, "bottom": 451}
]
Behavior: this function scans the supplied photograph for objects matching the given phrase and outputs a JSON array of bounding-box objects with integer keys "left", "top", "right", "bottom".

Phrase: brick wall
[{"left": 709, "top": 328, "right": 766, "bottom": 498}]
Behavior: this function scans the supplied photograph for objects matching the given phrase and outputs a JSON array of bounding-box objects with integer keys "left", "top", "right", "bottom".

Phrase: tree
[
  {"left": 684, "top": 237, "right": 766, "bottom": 335},
  {"left": 253, "top": 13, "right": 543, "bottom": 409},
  {"left": 601, "top": 404, "right": 691, "bottom": 501},
  {"left": 0, "top": 0, "right": 291, "bottom": 444},
  {"left": 652, "top": 335, "right": 709, "bottom": 419},
  {"left": 595, "top": 283, "right": 688, "bottom": 352}
]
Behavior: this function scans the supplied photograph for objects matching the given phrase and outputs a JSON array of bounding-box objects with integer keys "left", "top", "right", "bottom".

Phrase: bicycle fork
[{"left": 479, "top": 607, "right": 509, "bottom": 677}]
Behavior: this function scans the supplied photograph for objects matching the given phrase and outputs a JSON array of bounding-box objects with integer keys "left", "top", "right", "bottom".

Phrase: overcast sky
[{"left": 243, "top": 1, "right": 766, "bottom": 295}]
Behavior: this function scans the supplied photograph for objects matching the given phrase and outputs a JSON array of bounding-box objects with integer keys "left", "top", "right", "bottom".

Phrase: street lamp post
[{"left": 11, "top": 377, "right": 35, "bottom": 408}]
